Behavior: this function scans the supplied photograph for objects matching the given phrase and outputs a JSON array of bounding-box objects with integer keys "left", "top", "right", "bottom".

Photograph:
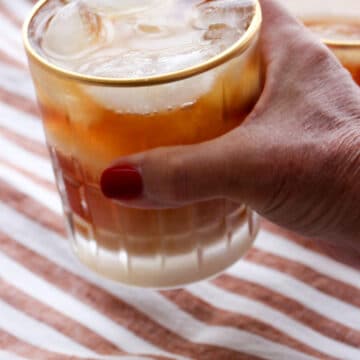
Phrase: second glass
[{"left": 279, "top": 0, "right": 360, "bottom": 85}]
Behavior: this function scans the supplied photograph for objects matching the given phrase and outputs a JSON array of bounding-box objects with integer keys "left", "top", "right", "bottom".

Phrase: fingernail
[{"left": 100, "top": 165, "right": 143, "bottom": 200}]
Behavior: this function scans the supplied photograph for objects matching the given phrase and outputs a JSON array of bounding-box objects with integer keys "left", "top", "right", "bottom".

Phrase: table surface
[{"left": 0, "top": 1, "right": 359, "bottom": 359}]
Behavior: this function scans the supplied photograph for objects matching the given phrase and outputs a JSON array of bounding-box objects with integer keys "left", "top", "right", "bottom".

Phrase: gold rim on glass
[
  {"left": 23, "top": 0, "right": 262, "bottom": 87},
  {"left": 324, "top": 39, "right": 360, "bottom": 47},
  {"left": 302, "top": 16, "right": 360, "bottom": 47}
]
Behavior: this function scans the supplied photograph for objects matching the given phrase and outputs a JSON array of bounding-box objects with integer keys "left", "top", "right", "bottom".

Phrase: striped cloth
[{"left": 1, "top": 1, "right": 360, "bottom": 359}]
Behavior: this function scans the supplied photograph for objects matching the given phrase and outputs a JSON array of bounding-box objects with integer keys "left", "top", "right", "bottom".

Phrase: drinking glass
[
  {"left": 23, "top": 0, "right": 263, "bottom": 288},
  {"left": 278, "top": 0, "right": 360, "bottom": 85}
]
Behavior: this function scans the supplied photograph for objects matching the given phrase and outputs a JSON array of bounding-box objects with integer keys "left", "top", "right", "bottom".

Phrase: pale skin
[{"left": 103, "top": 0, "right": 360, "bottom": 267}]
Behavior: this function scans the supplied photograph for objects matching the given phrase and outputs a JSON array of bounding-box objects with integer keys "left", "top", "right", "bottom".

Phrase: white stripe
[
  {"left": 0, "top": 12, "right": 23, "bottom": 48},
  {"left": 0, "top": 203, "right": 313, "bottom": 360},
  {"left": 0, "top": 252, "right": 185, "bottom": 360},
  {"left": 0, "top": 162, "right": 61, "bottom": 214},
  {"left": 0, "top": 64, "right": 36, "bottom": 100},
  {"left": 255, "top": 230, "right": 360, "bottom": 289},
  {"left": 2, "top": 0, "right": 32, "bottom": 22},
  {"left": 0, "top": 299, "right": 99, "bottom": 358},
  {"left": 228, "top": 260, "right": 360, "bottom": 330},
  {"left": 0, "top": 296, "right": 157, "bottom": 360},
  {"left": 0, "top": 36, "right": 26, "bottom": 65},
  {"left": 108, "top": 290, "right": 315, "bottom": 360},
  {"left": 188, "top": 282, "right": 360, "bottom": 359},
  {"left": 0, "top": 24, "right": 26, "bottom": 66},
  {"left": 0, "top": 349, "right": 155, "bottom": 360},
  {"left": 0, "top": 352, "right": 28, "bottom": 360},
  {"left": 0, "top": 102, "right": 45, "bottom": 142},
  {"left": 0, "top": 136, "right": 53, "bottom": 181}
]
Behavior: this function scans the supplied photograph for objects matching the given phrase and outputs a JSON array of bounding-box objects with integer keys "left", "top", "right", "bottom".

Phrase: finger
[
  {"left": 100, "top": 0, "right": 312, "bottom": 210},
  {"left": 259, "top": 0, "right": 305, "bottom": 50},
  {"left": 100, "top": 127, "right": 272, "bottom": 208},
  {"left": 99, "top": 0, "right": 304, "bottom": 210},
  {"left": 259, "top": 0, "right": 302, "bottom": 29}
]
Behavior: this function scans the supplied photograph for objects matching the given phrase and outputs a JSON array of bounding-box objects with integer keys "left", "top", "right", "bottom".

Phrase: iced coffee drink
[{"left": 24, "top": 0, "right": 262, "bottom": 287}]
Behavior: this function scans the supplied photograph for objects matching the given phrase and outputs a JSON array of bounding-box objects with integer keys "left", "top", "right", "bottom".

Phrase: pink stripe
[
  {"left": 162, "top": 289, "right": 337, "bottom": 360},
  {"left": 0, "top": 124, "right": 49, "bottom": 159},
  {"left": 0, "top": 329, "right": 96, "bottom": 360},
  {"left": 0, "top": 85, "right": 39, "bottom": 117},
  {"left": 213, "top": 273, "right": 360, "bottom": 349},
  {"left": 0, "top": 278, "right": 126, "bottom": 356},
  {"left": 0, "top": 231, "right": 261, "bottom": 360}
]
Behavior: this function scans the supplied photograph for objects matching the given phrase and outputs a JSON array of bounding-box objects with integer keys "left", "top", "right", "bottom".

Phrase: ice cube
[
  {"left": 203, "top": 23, "right": 239, "bottom": 44},
  {"left": 85, "top": 71, "right": 215, "bottom": 115},
  {"left": 157, "top": 47, "right": 214, "bottom": 74},
  {"left": 193, "top": 0, "right": 255, "bottom": 31},
  {"left": 42, "top": 1, "right": 109, "bottom": 59},
  {"left": 85, "top": 0, "right": 156, "bottom": 15}
]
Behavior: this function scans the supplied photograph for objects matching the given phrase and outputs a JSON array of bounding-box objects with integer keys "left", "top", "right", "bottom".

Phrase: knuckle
[
  {"left": 261, "top": 148, "right": 297, "bottom": 212},
  {"left": 287, "top": 30, "right": 336, "bottom": 70},
  {"left": 141, "top": 148, "right": 177, "bottom": 202},
  {"left": 306, "top": 41, "right": 329, "bottom": 61},
  {"left": 259, "top": 141, "right": 317, "bottom": 216},
  {"left": 328, "top": 127, "right": 360, "bottom": 184},
  {"left": 259, "top": 141, "right": 339, "bottom": 235},
  {"left": 302, "top": 40, "right": 340, "bottom": 73}
]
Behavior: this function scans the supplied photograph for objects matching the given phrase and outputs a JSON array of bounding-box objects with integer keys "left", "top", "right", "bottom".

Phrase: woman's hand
[{"left": 101, "top": 0, "right": 360, "bottom": 264}]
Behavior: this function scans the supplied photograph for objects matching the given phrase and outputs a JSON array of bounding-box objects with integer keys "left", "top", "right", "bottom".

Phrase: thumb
[
  {"left": 100, "top": 0, "right": 302, "bottom": 209},
  {"left": 100, "top": 127, "right": 271, "bottom": 208}
]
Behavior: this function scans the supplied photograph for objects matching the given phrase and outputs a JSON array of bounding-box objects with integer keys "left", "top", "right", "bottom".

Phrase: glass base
[{"left": 65, "top": 209, "right": 259, "bottom": 289}]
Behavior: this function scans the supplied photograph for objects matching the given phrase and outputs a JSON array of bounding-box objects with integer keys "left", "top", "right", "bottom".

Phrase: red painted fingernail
[{"left": 100, "top": 165, "right": 143, "bottom": 200}]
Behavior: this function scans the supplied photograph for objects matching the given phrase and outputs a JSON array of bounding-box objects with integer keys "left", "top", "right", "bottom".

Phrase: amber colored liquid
[
  {"left": 305, "top": 18, "right": 360, "bottom": 85},
  {"left": 30, "top": 39, "right": 262, "bottom": 287},
  {"left": 41, "top": 75, "right": 253, "bottom": 256},
  {"left": 26, "top": 0, "right": 262, "bottom": 287}
]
